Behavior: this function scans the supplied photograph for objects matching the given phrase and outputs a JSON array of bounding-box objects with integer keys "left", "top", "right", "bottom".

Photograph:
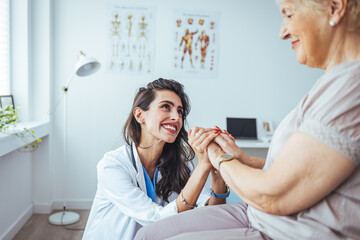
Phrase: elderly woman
[{"left": 134, "top": 0, "right": 360, "bottom": 239}]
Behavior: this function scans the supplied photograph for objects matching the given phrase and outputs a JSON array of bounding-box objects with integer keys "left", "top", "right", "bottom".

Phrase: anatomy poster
[
  {"left": 107, "top": 5, "right": 155, "bottom": 74},
  {"left": 173, "top": 10, "right": 220, "bottom": 77}
]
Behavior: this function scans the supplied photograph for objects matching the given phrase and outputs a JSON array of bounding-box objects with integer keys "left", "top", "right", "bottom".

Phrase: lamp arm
[{"left": 63, "top": 70, "right": 76, "bottom": 92}]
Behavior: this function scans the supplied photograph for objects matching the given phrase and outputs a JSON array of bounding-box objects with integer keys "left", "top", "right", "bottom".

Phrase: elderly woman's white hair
[{"left": 277, "top": 0, "right": 360, "bottom": 31}]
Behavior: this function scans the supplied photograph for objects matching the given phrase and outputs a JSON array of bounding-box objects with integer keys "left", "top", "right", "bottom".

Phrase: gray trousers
[{"left": 134, "top": 202, "right": 271, "bottom": 240}]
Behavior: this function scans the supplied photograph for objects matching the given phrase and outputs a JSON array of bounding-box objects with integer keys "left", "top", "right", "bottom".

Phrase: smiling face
[
  {"left": 137, "top": 90, "right": 184, "bottom": 145},
  {"left": 279, "top": 0, "right": 332, "bottom": 68}
]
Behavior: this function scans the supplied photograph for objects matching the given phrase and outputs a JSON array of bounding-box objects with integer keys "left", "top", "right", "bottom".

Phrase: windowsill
[{"left": 0, "top": 121, "right": 50, "bottom": 157}]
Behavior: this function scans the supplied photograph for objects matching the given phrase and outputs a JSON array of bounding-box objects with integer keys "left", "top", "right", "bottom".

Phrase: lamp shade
[{"left": 74, "top": 53, "right": 101, "bottom": 77}]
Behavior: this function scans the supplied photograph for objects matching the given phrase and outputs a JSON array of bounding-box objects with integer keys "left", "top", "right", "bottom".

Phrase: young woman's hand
[{"left": 188, "top": 127, "right": 220, "bottom": 169}]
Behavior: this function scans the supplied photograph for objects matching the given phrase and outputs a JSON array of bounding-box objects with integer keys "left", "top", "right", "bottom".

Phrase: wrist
[
  {"left": 178, "top": 190, "right": 198, "bottom": 209},
  {"left": 218, "top": 153, "right": 236, "bottom": 171},
  {"left": 235, "top": 148, "right": 248, "bottom": 164},
  {"left": 210, "top": 184, "right": 230, "bottom": 199},
  {"left": 196, "top": 161, "right": 212, "bottom": 172},
  {"left": 208, "top": 144, "right": 225, "bottom": 168},
  {"left": 210, "top": 170, "right": 223, "bottom": 181}
]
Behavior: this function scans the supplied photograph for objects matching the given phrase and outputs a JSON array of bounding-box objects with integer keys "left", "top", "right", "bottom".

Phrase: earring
[{"left": 329, "top": 20, "right": 335, "bottom": 26}]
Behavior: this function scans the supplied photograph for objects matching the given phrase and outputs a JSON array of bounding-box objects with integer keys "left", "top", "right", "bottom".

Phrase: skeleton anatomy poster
[
  {"left": 173, "top": 10, "right": 220, "bottom": 77},
  {"left": 108, "top": 5, "right": 155, "bottom": 74}
]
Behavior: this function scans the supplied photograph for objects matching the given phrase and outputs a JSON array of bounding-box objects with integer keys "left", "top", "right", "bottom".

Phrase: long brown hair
[{"left": 123, "top": 78, "right": 195, "bottom": 202}]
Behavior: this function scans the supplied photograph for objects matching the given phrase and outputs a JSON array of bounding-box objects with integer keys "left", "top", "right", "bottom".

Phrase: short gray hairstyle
[{"left": 276, "top": 0, "right": 360, "bottom": 31}]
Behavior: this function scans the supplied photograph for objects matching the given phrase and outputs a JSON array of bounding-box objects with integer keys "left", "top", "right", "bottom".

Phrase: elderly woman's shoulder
[
  {"left": 327, "top": 60, "right": 360, "bottom": 87},
  {"left": 339, "top": 60, "right": 360, "bottom": 87}
]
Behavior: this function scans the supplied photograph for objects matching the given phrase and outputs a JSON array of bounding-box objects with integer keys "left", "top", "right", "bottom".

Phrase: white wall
[
  {"left": 0, "top": 136, "right": 50, "bottom": 240},
  {"left": 0, "top": 151, "right": 33, "bottom": 239},
  {"left": 51, "top": 0, "right": 323, "bottom": 206}
]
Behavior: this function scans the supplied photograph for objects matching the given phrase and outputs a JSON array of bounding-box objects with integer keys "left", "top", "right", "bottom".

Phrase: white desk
[{"left": 235, "top": 139, "right": 270, "bottom": 149}]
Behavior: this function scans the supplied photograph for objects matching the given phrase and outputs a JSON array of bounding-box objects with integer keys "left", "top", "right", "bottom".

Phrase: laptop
[{"left": 226, "top": 118, "right": 258, "bottom": 140}]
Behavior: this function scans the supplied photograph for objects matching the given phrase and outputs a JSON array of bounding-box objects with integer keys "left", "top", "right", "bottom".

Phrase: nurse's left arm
[{"left": 208, "top": 131, "right": 356, "bottom": 215}]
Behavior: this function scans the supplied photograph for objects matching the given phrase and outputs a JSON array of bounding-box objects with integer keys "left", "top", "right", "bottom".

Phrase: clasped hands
[{"left": 188, "top": 126, "right": 243, "bottom": 173}]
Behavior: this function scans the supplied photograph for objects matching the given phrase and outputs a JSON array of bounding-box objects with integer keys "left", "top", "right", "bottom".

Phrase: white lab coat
[{"left": 82, "top": 144, "right": 210, "bottom": 240}]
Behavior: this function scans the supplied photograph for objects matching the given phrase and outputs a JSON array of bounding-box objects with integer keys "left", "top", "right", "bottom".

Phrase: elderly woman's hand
[
  {"left": 212, "top": 127, "right": 265, "bottom": 169},
  {"left": 212, "top": 127, "right": 245, "bottom": 161},
  {"left": 188, "top": 127, "right": 220, "bottom": 169}
]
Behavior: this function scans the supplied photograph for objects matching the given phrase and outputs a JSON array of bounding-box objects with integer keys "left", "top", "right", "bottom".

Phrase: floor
[{"left": 12, "top": 210, "right": 90, "bottom": 240}]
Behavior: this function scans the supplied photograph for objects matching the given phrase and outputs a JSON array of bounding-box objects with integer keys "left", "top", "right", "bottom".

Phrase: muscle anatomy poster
[
  {"left": 107, "top": 5, "right": 155, "bottom": 74},
  {"left": 173, "top": 10, "right": 220, "bottom": 77}
]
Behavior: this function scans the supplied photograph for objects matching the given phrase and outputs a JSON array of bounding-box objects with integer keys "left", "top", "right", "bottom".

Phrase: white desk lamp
[{"left": 49, "top": 51, "right": 100, "bottom": 225}]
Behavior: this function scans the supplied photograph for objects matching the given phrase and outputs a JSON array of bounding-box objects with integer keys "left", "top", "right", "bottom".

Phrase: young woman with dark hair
[{"left": 83, "top": 78, "right": 228, "bottom": 240}]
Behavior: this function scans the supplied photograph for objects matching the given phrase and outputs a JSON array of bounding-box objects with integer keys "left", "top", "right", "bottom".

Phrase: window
[{"left": 0, "top": 0, "right": 10, "bottom": 95}]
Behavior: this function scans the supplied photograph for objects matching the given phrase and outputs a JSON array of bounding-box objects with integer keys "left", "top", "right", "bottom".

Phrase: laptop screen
[{"left": 226, "top": 118, "right": 257, "bottom": 140}]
